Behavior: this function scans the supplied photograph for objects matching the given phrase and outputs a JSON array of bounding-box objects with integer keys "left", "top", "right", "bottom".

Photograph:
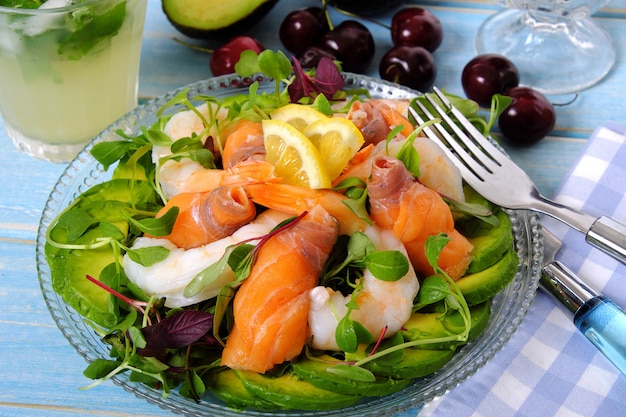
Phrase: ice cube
[{"left": 8, "top": 0, "right": 74, "bottom": 37}]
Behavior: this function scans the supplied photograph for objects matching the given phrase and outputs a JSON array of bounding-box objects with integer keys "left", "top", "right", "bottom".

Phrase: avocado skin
[
  {"left": 207, "top": 369, "right": 278, "bottom": 411},
  {"left": 162, "top": 0, "right": 279, "bottom": 39},
  {"left": 401, "top": 301, "right": 491, "bottom": 349},
  {"left": 456, "top": 247, "right": 519, "bottom": 306},
  {"left": 291, "top": 355, "right": 412, "bottom": 397},
  {"left": 234, "top": 369, "right": 360, "bottom": 410}
]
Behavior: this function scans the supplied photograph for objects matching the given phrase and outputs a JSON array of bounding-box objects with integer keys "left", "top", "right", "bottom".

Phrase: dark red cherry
[
  {"left": 298, "top": 46, "right": 336, "bottom": 69},
  {"left": 210, "top": 36, "right": 265, "bottom": 76},
  {"left": 498, "top": 86, "right": 555, "bottom": 145},
  {"left": 461, "top": 54, "right": 520, "bottom": 107},
  {"left": 391, "top": 7, "right": 443, "bottom": 52},
  {"left": 379, "top": 45, "right": 436, "bottom": 92},
  {"left": 319, "top": 20, "right": 375, "bottom": 73},
  {"left": 279, "top": 7, "right": 329, "bottom": 56}
]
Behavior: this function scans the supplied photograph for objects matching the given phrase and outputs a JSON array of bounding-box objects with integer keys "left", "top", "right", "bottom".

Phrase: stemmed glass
[{"left": 474, "top": 0, "right": 615, "bottom": 94}]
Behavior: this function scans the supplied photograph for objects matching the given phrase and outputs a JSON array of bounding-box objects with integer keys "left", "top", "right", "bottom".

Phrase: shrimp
[
  {"left": 150, "top": 185, "right": 256, "bottom": 250},
  {"left": 334, "top": 135, "right": 465, "bottom": 202},
  {"left": 158, "top": 159, "right": 279, "bottom": 199},
  {"left": 308, "top": 225, "right": 419, "bottom": 351},
  {"left": 244, "top": 182, "right": 370, "bottom": 235},
  {"left": 154, "top": 103, "right": 274, "bottom": 199},
  {"left": 153, "top": 102, "right": 228, "bottom": 163},
  {"left": 221, "top": 205, "right": 339, "bottom": 373},
  {"left": 221, "top": 119, "right": 265, "bottom": 168},
  {"left": 346, "top": 100, "right": 414, "bottom": 145},
  {"left": 367, "top": 156, "right": 473, "bottom": 280},
  {"left": 122, "top": 210, "right": 285, "bottom": 308}
]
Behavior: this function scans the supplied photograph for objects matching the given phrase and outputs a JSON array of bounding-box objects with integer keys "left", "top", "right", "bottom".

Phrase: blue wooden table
[{"left": 1, "top": 1, "right": 625, "bottom": 416}]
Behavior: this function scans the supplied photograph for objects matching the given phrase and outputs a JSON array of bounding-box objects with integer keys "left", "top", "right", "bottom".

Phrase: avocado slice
[
  {"left": 345, "top": 344, "right": 455, "bottom": 380},
  {"left": 401, "top": 301, "right": 491, "bottom": 349},
  {"left": 291, "top": 355, "right": 412, "bottom": 397},
  {"left": 234, "top": 369, "right": 360, "bottom": 410},
  {"left": 461, "top": 209, "right": 514, "bottom": 273},
  {"left": 162, "top": 0, "right": 279, "bottom": 39},
  {"left": 456, "top": 247, "right": 519, "bottom": 306},
  {"left": 207, "top": 369, "right": 278, "bottom": 411},
  {"left": 45, "top": 179, "right": 160, "bottom": 328}
]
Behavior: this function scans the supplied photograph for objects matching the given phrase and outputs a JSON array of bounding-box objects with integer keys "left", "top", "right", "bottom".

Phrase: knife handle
[
  {"left": 587, "top": 216, "right": 626, "bottom": 265},
  {"left": 574, "top": 297, "right": 626, "bottom": 376},
  {"left": 541, "top": 261, "right": 626, "bottom": 376}
]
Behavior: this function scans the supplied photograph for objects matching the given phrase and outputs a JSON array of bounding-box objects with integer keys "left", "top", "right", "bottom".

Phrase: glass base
[
  {"left": 5, "top": 121, "right": 87, "bottom": 163},
  {"left": 475, "top": 9, "right": 615, "bottom": 94}
]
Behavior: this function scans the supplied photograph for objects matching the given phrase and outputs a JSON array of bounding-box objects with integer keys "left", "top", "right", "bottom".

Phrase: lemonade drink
[{"left": 0, "top": 0, "right": 147, "bottom": 162}]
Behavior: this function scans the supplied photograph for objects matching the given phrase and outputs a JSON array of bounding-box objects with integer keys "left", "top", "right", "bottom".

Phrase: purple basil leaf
[
  {"left": 137, "top": 324, "right": 170, "bottom": 357},
  {"left": 314, "top": 57, "right": 344, "bottom": 98},
  {"left": 289, "top": 56, "right": 319, "bottom": 102},
  {"left": 161, "top": 310, "right": 214, "bottom": 349}
]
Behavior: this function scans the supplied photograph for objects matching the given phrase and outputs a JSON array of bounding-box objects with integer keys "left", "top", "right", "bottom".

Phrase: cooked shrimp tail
[
  {"left": 159, "top": 159, "right": 279, "bottom": 198},
  {"left": 244, "top": 182, "right": 369, "bottom": 235},
  {"left": 308, "top": 225, "right": 419, "bottom": 351}
]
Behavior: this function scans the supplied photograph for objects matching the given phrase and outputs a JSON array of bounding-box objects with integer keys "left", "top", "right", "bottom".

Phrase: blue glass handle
[{"left": 574, "top": 297, "right": 626, "bottom": 376}]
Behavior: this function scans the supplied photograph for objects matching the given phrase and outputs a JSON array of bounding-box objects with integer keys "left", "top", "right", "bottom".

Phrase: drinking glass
[
  {"left": 474, "top": 0, "right": 615, "bottom": 94},
  {"left": 0, "top": 0, "right": 147, "bottom": 162}
]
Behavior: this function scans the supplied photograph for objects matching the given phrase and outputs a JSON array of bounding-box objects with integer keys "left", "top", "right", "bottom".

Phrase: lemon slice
[
  {"left": 303, "top": 118, "right": 365, "bottom": 181},
  {"left": 262, "top": 119, "right": 331, "bottom": 189},
  {"left": 269, "top": 104, "right": 327, "bottom": 131}
]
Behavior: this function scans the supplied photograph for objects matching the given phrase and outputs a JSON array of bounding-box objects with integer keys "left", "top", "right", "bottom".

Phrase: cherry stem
[{"left": 328, "top": 4, "right": 391, "bottom": 30}]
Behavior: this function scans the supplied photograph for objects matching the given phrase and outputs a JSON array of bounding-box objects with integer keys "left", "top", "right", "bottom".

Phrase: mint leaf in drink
[
  {"left": 58, "top": 1, "right": 127, "bottom": 60},
  {"left": 0, "top": 0, "right": 45, "bottom": 8}
]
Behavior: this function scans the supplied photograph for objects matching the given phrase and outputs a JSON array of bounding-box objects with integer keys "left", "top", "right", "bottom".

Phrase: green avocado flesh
[
  {"left": 291, "top": 355, "right": 412, "bottom": 397},
  {"left": 207, "top": 369, "right": 278, "bottom": 411},
  {"left": 45, "top": 179, "right": 160, "bottom": 328},
  {"left": 462, "top": 209, "right": 514, "bottom": 273},
  {"left": 233, "top": 370, "right": 360, "bottom": 410},
  {"left": 457, "top": 247, "right": 519, "bottom": 306},
  {"left": 161, "top": 0, "right": 279, "bottom": 39},
  {"left": 401, "top": 301, "right": 491, "bottom": 349},
  {"left": 345, "top": 343, "right": 456, "bottom": 380}
]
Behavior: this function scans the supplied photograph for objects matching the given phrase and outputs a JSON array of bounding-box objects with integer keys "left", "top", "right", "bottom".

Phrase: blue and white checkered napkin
[{"left": 416, "top": 123, "right": 626, "bottom": 417}]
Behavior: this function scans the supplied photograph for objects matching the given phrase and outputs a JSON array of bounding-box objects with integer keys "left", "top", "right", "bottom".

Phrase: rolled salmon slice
[{"left": 221, "top": 205, "right": 339, "bottom": 373}]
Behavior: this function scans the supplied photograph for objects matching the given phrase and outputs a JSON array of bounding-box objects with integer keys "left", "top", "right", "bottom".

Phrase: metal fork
[{"left": 408, "top": 87, "right": 626, "bottom": 265}]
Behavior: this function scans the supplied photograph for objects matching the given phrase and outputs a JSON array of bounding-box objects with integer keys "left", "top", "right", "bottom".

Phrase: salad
[{"left": 43, "top": 51, "right": 519, "bottom": 412}]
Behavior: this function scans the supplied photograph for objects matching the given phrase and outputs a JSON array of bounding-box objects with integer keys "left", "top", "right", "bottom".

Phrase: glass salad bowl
[{"left": 36, "top": 73, "right": 543, "bottom": 417}]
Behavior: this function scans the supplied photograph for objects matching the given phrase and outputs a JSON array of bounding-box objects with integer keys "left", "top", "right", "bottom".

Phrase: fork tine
[
  {"left": 420, "top": 92, "right": 501, "bottom": 175},
  {"left": 408, "top": 105, "right": 486, "bottom": 186},
  {"left": 432, "top": 87, "right": 508, "bottom": 165},
  {"left": 409, "top": 101, "right": 489, "bottom": 186},
  {"left": 414, "top": 97, "right": 504, "bottom": 187}
]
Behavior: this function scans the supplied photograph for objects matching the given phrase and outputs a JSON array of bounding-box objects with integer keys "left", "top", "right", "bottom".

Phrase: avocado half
[{"left": 162, "top": 0, "right": 279, "bottom": 39}]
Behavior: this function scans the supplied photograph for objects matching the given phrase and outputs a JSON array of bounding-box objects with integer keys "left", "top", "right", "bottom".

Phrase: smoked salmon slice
[
  {"left": 368, "top": 156, "right": 473, "bottom": 280},
  {"left": 221, "top": 205, "right": 339, "bottom": 373},
  {"left": 152, "top": 185, "right": 256, "bottom": 249}
]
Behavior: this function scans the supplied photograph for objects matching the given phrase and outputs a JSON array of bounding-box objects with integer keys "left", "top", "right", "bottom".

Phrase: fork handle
[{"left": 587, "top": 216, "right": 626, "bottom": 264}]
